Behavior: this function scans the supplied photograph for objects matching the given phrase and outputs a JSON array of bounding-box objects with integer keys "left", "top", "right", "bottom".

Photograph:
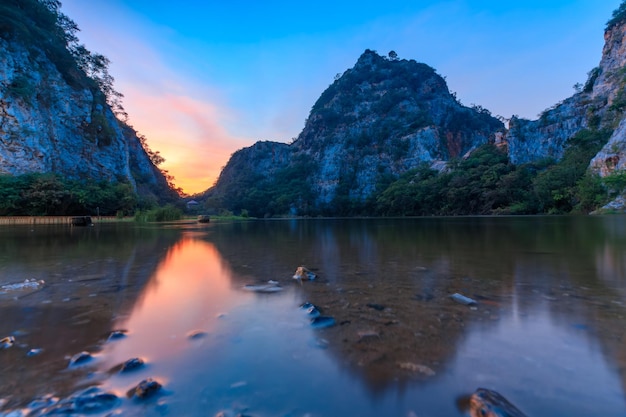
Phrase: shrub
[{"left": 134, "top": 205, "right": 182, "bottom": 222}]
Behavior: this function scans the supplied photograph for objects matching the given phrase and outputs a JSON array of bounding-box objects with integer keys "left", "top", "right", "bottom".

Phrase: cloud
[
  {"left": 61, "top": 0, "right": 252, "bottom": 194},
  {"left": 122, "top": 88, "right": 249, "bottom": 194}
]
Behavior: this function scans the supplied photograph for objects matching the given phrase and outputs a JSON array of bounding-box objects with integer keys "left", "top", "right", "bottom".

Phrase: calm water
[{"left": 1, "top": 217, "right": 625, "bottom": 416}]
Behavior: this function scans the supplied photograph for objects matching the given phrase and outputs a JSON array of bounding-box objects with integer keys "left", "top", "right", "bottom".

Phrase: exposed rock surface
[
  {"left": 506, "top": 18, "right": 626, "bottom": 172},
  {"left": 208, "top": 13, "right": 626, "bottom": 213},
  {"left": 0, "top": 36, "right": 170, "bottom": 197},
  {"left": 208, "top": 50, "right": 504, "bottom": 213},
  {"left": 590, "top": 117, "right": 626, "bottom": 176}
]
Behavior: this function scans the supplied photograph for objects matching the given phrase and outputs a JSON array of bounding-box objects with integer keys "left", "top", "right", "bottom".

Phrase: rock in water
[
  {"left": 469, "top": 388, "right": 527, "bottom": 417},
  {"left": 33, "top": 387, "right": 118, "bottom": 415},
  {"left": 120, "top": 357, "right": 145, "bottom": 373},
  {"left": 311, "top": 316, "right": 336, "bottom": 329},
  {"left": 0, "top": 336, "right": 15, "bottom": 349},
  {"left": 187, "top": 330, "right": 209, "bottom": 339},
  {"left": 450, "top": 293, "right": 478, "bottom": 306},
  {"left": 293, "top": 266, "right": 316, "bottom": 281},
  {"left": 243, "top": 281, "right": 283, "bottom": 293},
  {"left": 127, "top": 378, "right": 162, "bottom": 399},
  {"left": 300, "top": 302, "right": 321, "bottom": 318},
  {"left": 27, "top": 348, "right": 43, "bottom": 357},
  {"left": 108, "top": 330, "right": 127, "bottom": 341},
  {"left": 68, "top": 351, "right": 92, "bottom": 367},
  {"left": 71, "top": 387, "right": 118, "bottom": 414}
]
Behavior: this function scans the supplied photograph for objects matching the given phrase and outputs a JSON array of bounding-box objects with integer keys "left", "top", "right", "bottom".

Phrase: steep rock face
[
  {"left": 590, "top": 117, "right": 626, "bottom": 175},
  {"left": 297, "top": 51, "right": 503, "bottom": 204},
  {"left": 506, "top": 97, "right": 590, "bottom": 164},
  {"left": 590, "top": 21, "right": 626, "bottom": 179},
  {"left": 506, "top": 19, "right": 626, "bottom": 167},
  {"left": 214, "top": 140, "right": 292, "bottom": 190},
  {"left": 0, "top": 37, "right": 164, "bottom": 192},
  {"left": 210, "top": 50, "right": 503, "bottom": 211}
]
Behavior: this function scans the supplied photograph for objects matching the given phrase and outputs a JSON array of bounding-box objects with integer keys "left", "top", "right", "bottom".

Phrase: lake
[{"left": 0, "top": 217, "right": 625, "bottom": 416}]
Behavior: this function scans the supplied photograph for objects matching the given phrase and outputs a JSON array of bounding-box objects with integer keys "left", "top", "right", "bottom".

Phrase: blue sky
[{"left": 61, "top": 0, "right": 622, "bottom": 193}]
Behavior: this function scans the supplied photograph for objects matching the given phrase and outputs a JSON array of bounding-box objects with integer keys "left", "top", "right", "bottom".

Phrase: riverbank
[{"left": 0, "top": 216, "right": 124, "bottom": 225}]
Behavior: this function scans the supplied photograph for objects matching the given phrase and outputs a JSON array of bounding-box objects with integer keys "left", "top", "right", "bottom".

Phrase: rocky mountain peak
[
  {"left": 208, "top": 49, "right": 503, "bottom": 216},
  {"left": 0, "top": 1, "right": 177, "bottom": 207}
]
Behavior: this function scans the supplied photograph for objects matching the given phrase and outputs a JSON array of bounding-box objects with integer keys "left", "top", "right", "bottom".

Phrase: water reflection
[
  {"left": 0, "top": 224, "right": 181, "bottom": 410},
  {"left": 1, "top": 218, "right": 626, "bottom": 416},
  {"left": 98, "top": 235, "right": 345, "bottom": 416},
  {"left": 101, "top": 238, "right": 251, "bottom": 370},
  {"left": 203, "top": 217, "right": 626, "bottom": 416}
]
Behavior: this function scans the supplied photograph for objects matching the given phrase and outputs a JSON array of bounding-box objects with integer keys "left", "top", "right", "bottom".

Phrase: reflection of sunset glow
[
  {"left": 596, "top": 243, "right": 626, "bottom": 293},
  {"left": 103, "top": 237, "right": 249, "bottom": 367}
]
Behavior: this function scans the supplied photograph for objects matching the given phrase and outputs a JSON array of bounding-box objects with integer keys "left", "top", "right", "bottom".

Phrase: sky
[{"left": 60, "top": 0, "right": 623, "bottom": 195}]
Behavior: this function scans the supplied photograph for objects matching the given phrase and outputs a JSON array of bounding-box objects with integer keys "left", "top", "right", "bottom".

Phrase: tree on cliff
[{"left": 607, "top": 0, "right": 626, "bottom": 30}]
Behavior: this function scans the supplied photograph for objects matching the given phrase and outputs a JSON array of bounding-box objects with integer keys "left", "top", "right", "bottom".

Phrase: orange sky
[{"left": 122, "top": 86, "right": 250, "bottom": 194}]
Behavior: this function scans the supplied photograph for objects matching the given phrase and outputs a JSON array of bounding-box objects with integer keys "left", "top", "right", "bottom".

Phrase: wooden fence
[{"left": 0, "top": 216, "right": 119, "bottom": 225}]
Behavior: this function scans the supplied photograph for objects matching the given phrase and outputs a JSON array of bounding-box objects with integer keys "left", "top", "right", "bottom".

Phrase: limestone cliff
[
  {"left": 208, "top": 50, "right": 504, "bottom": 215},
  {"left": 506, "top": 14, "right": 626, "bottom": 174},
  {"left": 0, "top": 2, "right": 174, "bottom": 203},
  {"left": 590, "top": 19, "right": 626, "bottom": 178}
]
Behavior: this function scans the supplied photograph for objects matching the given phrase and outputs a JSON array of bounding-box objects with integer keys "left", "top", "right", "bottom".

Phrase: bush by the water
[
  {"left": 134, "top": 205, "right": 182, "bottom": 222},
  {"left": 0, "top": 173, "right": 137, "bottom": 216}
]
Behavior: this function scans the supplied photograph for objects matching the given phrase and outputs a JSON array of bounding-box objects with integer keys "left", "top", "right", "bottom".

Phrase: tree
[{"left": 388, "top": 50, "right": 398, "bottom": 60}]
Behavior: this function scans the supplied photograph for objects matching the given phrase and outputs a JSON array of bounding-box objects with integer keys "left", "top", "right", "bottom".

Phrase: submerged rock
[
  {"left": 187, "top": 330, "right": 209, "bottom": 339},
  {"left": 300, "top": 302, "right": 321, "bottom": 318},
  {"left": 68, "top": 351, "right": 93, "bottom": 367},
  {"left": 450, "top": 293, "right": 478, "bottom": 306},
  {"left": 311, "top": 316, "right": 336, "bottom": 329},
  {"left": 26, "top": 394, "right": 59, "bottom": 412},
  {"left": 243, "top": 282, "right": 283, "bottom": 293},
  {"left": 120, "top": 357, "right": 145, "bottom": 373},
  {"left": 0, "top": 279, "right": 45, "bottom": 293},
  {"left": 0, "top": 336, "right": 15, "bottom": 349},
  {"left": 127, "top": 378, "right": 162, "bottom": 400},
  {"left": 397, "top": 362, "right": 435, "bottom": 376},
  {"left": 469, "top": 388, "right": 527, "bottom": 417},
  {"left": 108, "top": 330, "right": 128, "bottom": 341},
  {"left": 36, "top": 387, "right": 118, "bottom": 416},
  {"left": 293, "top": 266, "right": 317, "bottom": 281},
  {"left": 69, "top": 387, "right": 118, "bottom": 414},
  {"left": 27, "top": 348, "right": 43, "bottom": 357},
  {"left": 366, "top": 303, "right": 386, "bottom": 311}
]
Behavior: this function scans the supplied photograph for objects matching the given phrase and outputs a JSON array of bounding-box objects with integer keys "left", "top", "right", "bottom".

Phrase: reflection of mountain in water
[
  {"left": 205, "top": 218, "right": 626, "bottom": 397},
  {"left": 0, "top": 224, "right": 183, "bottom": 410}
]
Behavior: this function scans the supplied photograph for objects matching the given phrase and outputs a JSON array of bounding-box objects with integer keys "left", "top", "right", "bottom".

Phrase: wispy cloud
[
  {"left": 62, "top": 0, "right": 253, "bottom": 194},
  {"left": 123, "top": 88, "right": 249, "bottom": 194}
]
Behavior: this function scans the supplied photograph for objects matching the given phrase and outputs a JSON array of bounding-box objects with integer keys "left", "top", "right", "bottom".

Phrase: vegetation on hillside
[
  {"left": 0, "top": 173, "right": 138, "bottom": 216},
  {"left": 208, "top": 153, "right": 316, "bottom": 218},
  {"left": 0, "top": 0, "right": 181, "bottom": 215},
  {"left": 204, "top": 128, "right": 617, "bottom": 217},
  {"left": 0, "top": 0, "right": 124, "bottom": 116},
  {"left": 607, "top": 0, "right": 626, "bottom": 30},
  {"left": 376, "top": 129, "right": 613, "bottom": 216}
]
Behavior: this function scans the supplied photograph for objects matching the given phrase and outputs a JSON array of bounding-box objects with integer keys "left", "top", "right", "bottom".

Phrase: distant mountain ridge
[
  {"left": 206, "top": 49, "right": 504, "bottom": 216},
  {"left": 204, "top": 3, "right": 626, "bottom": 216}
]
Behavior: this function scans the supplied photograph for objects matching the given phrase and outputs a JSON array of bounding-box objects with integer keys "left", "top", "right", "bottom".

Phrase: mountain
[
  {"left": 506, "top": 6, "right": 626, "bottom": 168},
  {"left": 206, "top": 50, "right": 504, "bottom": 216},
  {"left": 204, "top": 3, "right": 626, "bottom": 216},
  {"left": 0, "top": 0, "right": 177, "bottom": 213}
]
